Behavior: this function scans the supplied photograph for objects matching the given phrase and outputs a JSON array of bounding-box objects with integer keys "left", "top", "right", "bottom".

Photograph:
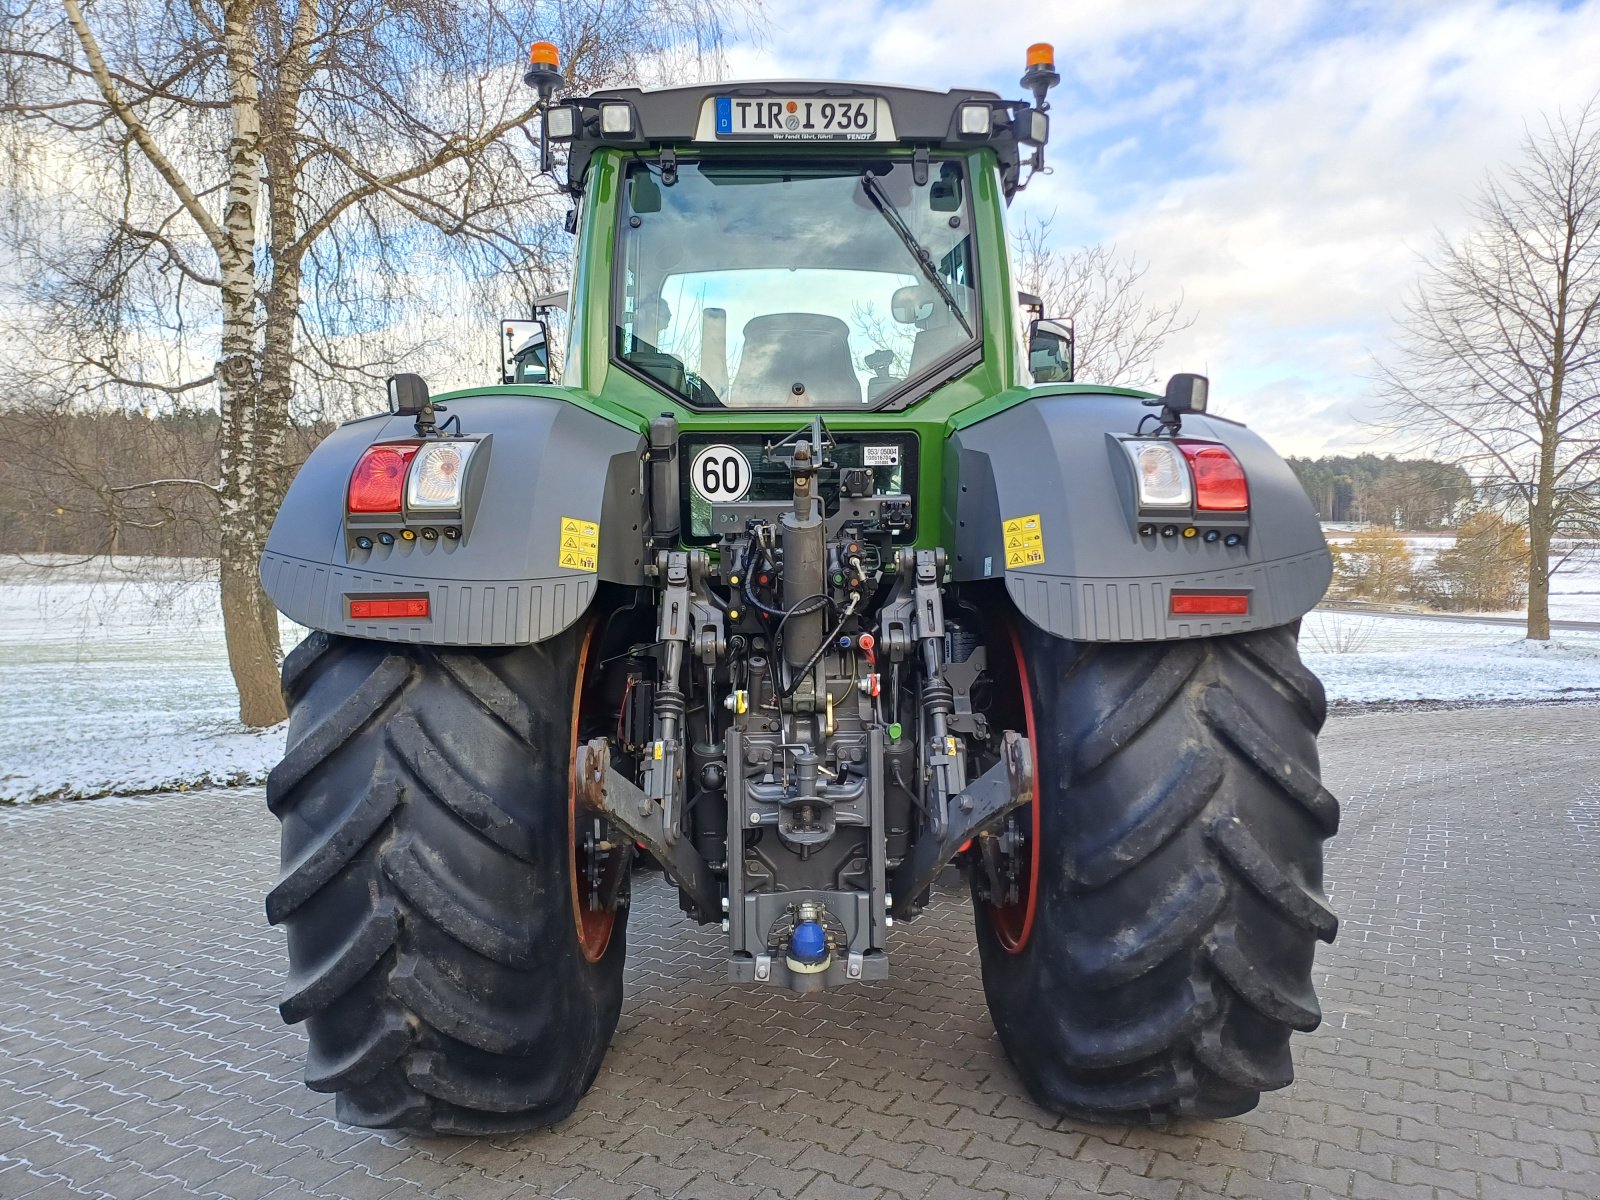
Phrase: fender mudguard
[
  {"left": 260, "top": 394, "right": 646, "bottom": 645},
  {"left": 947, "top": 391, "right": 1331, "bottom": 641}
]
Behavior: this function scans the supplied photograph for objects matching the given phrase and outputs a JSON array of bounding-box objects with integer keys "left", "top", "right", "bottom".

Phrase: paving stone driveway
[{"left": 1, "top": 702, "right": 1597, "bottom": 1200}]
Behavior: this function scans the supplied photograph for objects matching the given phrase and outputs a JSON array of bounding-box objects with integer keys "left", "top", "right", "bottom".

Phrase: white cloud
[
  {"left": 1115, "top": 2, "right": 1600, "bottom": 454},
  {"left": 727, "top": 0, "right": 1600, "bottom": 458}
]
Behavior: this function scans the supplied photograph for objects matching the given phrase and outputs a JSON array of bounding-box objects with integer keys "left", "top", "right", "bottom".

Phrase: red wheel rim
[
  {"left": 569, "top": 619, "right": 617, "bottom": 962},
  {"left": 985, "top": 619, "right": 1041, "bottom": 954}
]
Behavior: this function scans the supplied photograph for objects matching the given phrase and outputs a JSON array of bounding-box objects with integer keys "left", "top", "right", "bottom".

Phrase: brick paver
[{"left": 2, "top": 702, "right": 1598, "bottom": 1199}]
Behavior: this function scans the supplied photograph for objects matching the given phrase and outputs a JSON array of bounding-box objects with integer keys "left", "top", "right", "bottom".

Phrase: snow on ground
[
  {"left": 0, "top": 557, "right": 300, "bottom": 804},
  {"left": 1540, "top": 544, "right": 1600, "bottom": 624},
  {"left": 4, "top": 555, "right": 1600, "bottom": 804},
  {"left": 1301, "top": 610, "right": 1600, "bottom": 704}
]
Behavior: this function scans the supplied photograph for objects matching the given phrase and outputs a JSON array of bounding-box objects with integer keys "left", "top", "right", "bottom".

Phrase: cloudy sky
[{"left": 724, "top": 0, "right": 1600, "bottom": 456}]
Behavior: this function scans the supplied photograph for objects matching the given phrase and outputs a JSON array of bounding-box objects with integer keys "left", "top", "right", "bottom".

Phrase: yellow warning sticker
[
  {"left": 1002, "top": 513, "right": 1046, "bottom": 568},
  {"left": 558, "top": 516, "right": 600, "bottom": 573}
]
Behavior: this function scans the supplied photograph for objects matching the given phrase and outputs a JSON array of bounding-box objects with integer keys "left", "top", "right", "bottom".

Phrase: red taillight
[
  {"left": 1176, "top": 442, "right": 1249, "bottom": 511},
  {"left": 1170, "top": 592, "right": 1250, "bottom": 616},
  {"left": 348, "top": 442, "right": 420, "bottom": 513},
  {"left": 348, "top": 596, "right": 430, "bottom": 619}
]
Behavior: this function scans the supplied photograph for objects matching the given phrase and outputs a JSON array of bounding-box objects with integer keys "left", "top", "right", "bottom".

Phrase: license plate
[{"left": 714, "top": 96, "right": 878, "bottom": 141}]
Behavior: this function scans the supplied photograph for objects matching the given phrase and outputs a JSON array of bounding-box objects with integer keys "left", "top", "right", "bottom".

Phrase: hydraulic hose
[{"left": 780, "top": 593, "right": 860, "bottom": 699}]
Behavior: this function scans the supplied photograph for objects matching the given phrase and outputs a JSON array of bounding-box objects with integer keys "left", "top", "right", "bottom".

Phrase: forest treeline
[
  {"left": 0, "top": 408, "right": 325, "bottom": 557},
  {"left": 1286, "top": 454, "right": 1473, "bottom": 527}
]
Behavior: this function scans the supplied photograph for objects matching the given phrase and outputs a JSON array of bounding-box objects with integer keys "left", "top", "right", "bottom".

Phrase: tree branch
[
  {"left": 285, "top": 102, "right": 543, "bottom": 262},
  {"left": 106, "top": 478, "right": 222, "bottom": 495},
  {"left": 61, "top": 0, "right": 228, "bottom": 256}
]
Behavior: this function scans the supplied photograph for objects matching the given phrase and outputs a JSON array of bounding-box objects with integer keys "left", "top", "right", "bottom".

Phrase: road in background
[{"left": 1318, "top": 602, "right": 1600, "bottom": 633}]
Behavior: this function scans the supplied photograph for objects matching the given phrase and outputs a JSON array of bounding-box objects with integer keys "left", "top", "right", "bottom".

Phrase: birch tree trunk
[
  {"left": 257, "top": 173, "right": 299, "bottom": 655},
  {"left": 216, "top": 2, "right": 287, "bottom": 727}
]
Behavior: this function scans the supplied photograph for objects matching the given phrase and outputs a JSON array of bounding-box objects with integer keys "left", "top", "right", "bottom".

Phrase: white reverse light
[
  {"left": 406, "top": 440, "right": 478, "bottom": 510},
  {"left": 1123, "top": 440, "right": 1192, "bottom": 508}
]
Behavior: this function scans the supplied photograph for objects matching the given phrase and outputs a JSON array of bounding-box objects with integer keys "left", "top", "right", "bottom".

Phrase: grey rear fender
[
  {"left": 261, "top": 394, "right": 647, "bottom": 645},
  {"left": 947, "top": 391, "right": 1331, "bottom": 641}
]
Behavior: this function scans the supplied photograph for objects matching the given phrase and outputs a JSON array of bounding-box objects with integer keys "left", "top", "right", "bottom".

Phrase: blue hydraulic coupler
[
  {"left": 786, "top": 902, "right": 832, "bottom": 980},
  {"left": 790, "top": 920, "right": 828, "bottom": 964}
]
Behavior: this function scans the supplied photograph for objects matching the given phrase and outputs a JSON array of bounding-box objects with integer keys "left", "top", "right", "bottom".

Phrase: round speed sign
[{"left": 690, "top": 444, "right": 752, "bottom": 503}]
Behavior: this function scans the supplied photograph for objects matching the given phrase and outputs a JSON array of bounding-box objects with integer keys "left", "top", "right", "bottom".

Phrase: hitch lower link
[
  {"left": 578, "top": 729, "right": 1034, "bottom": 930},
  {"left": 576, "top": 737, "right": 720, "bottom": 922},
  {"left": 891, "top": 729, "right": 1034, "bottom": 921},
  {"left": 577, "top": 550, "right": 730, "bottom": 922}
]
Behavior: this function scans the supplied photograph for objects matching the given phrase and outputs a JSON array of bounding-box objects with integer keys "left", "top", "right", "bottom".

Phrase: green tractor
[{"left": 260, "top": 42, "right": 1339, "bottom": 1136}]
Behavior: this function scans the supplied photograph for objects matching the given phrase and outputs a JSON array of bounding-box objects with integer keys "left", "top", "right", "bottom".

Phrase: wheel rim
[
  {"left": 986, "top": 618, "right": 1041, "bottom": 954},
  {"left": 569, "top": 618, "right": 621, "bottom": 962}
]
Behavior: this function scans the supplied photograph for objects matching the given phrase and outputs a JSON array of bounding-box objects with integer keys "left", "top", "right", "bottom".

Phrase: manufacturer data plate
[{"left": 714, "top": 96, "right": 879, "bottom": 141}]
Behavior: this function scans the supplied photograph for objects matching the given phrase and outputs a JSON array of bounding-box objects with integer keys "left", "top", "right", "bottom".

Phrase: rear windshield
[{"left": 614, "top": 159, "right": 979, "bottom": 408}]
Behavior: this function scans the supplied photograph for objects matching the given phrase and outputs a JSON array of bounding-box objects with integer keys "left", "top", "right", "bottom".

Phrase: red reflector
[
  {"left": 349, "top": 596, "right": 431, "bottom": 620},
  {"left": 348, "top": 442, "right": 420, "bottom": 513},
  {"left": 1170, "top": 593, "right": 1250, "bottom": 616},
  {"left": 1177, "top": 442, "right": 1249, "bottom": 511}
]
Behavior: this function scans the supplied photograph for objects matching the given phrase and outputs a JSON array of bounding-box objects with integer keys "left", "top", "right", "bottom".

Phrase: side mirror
[
  {"left": 1162, "top": 372, "right": 1209, "bottom": 414},
  {"left": 501, "top": 317, "right": 551, "bottom": 384},
  {"left": 387, "top": 373, "right": 430, "bottom": 415},
  {"left": 1028, "top": 317, "right": 1074, "bottom": 383}
]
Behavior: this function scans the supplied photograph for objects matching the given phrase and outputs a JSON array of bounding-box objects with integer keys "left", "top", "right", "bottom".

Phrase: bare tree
[
  {"left": 1, "top": 0, "right": 749, "bottom": 725},
  {"left": 1378, "top": 97, "right": 1600, "bottom": 640},
  {"left": 1011, "top": 214, "right": 1193, "bottom": 388}
]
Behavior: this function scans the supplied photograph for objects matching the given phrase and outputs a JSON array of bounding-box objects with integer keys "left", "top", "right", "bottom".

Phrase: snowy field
[
  {"left": 1300, "top": 610, "right": 1600, "bottom": 705},
  {"left": 0, "top": 557, "right": 304, "bottom": 804},
  {"left": 1324, "top": 531, "right": 1600, "bottom": 623},
  {"left": 3, "top": 555, "right": 1600, "bottom": 804}
]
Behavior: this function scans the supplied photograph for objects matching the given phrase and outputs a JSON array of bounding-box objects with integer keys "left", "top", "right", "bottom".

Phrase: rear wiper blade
[{"left": 860, "top": 172, "right": 973, "bottom": 338}]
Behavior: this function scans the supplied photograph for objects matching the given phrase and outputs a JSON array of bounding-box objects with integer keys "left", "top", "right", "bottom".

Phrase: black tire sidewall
[{"left": 270, "top": 621, "right": 629, "bottom": 1132}]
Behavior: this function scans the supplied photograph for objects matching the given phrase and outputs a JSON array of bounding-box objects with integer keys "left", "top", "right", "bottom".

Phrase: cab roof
[{"left": 547, "top": 80, "right": 1041, "bottom": 201}]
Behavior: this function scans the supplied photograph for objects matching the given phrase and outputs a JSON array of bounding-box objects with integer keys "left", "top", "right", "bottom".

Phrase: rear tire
[
  {"left": 973, "top": 619, "right": 1338, "bottom": 1123},
  {"left": 265, "top": 623, "right": 627, "bottom": 1135}
]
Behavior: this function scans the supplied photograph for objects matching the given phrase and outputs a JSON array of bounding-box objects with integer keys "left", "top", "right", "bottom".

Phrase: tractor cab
[{"left": 523, "top": 46, "right": 1068, "bottom": 413}]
